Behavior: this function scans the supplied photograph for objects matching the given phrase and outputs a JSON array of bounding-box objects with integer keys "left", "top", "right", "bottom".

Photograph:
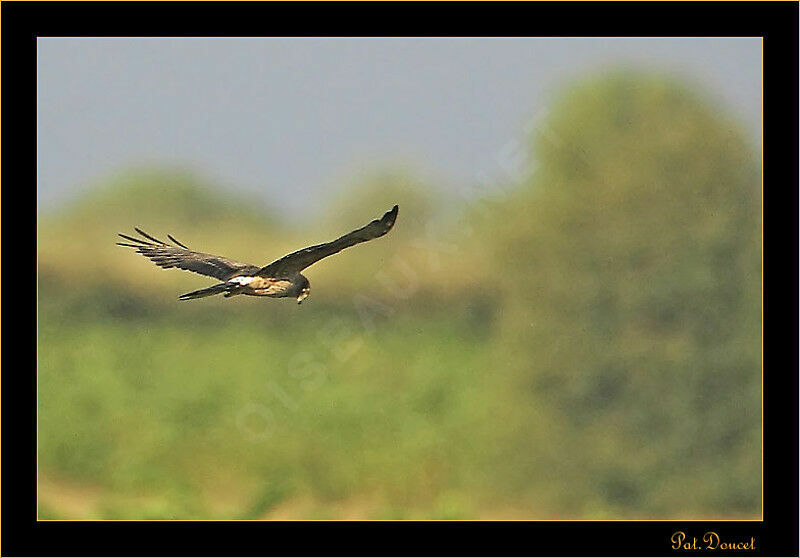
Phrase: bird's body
[
  {"left": 175, "top": 275, "right": 307, "bottom": 301},
  {"left": 227, "top": 276, "right": 303, "bottom": 298},
  {"left": 118, "top": 205, "right": 398, "bottom": 304}
]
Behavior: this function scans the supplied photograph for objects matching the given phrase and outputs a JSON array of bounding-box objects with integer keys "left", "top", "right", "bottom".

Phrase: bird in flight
[{"left": 118, "top": 205, "right": 398, "bottom": 304}]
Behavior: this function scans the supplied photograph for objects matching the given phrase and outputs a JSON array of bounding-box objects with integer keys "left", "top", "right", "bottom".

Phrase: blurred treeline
[{"left": 38, "top": 71, "right": 761, "bottom": 519}]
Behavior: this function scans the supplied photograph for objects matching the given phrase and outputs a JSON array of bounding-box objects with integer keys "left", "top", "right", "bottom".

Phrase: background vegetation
[{"left": 38, "top": 71, "right": 761, "bottom": 519}]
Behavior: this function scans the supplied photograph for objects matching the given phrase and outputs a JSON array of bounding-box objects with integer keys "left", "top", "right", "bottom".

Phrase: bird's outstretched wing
[
  {"left": 256, "top": 205, "right": 399, "bottom": 277},
  {"left": 117, "top": 228, "right": 260, "bottom": 281}
]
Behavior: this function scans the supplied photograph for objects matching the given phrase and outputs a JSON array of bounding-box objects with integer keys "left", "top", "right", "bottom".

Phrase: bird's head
[{"left": 296, "top": 276, "right": 311, "bottom": 304}]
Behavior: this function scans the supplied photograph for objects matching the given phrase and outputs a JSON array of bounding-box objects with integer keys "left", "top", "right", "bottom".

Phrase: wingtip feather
[
  {"left": 383, "top": 204, "right": 399, "bottom": 227},
  {"left": 167, "top": 234, "right": 190, "bottom": 249},
  {"left": 134, "top": 227, "right": 167, "bottom": 245}
]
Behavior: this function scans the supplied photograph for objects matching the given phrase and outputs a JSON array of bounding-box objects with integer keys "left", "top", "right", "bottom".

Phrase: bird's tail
[{"left": 179, "top": 282, "right": 231, "bottom": 301}]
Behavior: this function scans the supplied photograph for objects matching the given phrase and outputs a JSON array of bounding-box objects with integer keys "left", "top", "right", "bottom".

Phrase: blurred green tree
[
  {"left": 324, "top": 168, "right": 439, "bottom": 236},
  {"left": 489, "top": 71, "right": 761, "bottom": 517}
]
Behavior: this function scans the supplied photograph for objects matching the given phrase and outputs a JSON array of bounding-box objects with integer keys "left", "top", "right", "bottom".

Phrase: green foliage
[
  {"left": 37, "top": 71, "right": 761, "bottom": 519},
  {"left": 38, "top": 312, "right": 495, "bottom": 519},
  {"left": 325, "top": 168, "right": 440, "bottom": 235},
  {"left": 489, "top": 71, "right": 761, "bottom": 516},
  {"left": 43, "top": 166, "right": 278, "bottom": 229}
]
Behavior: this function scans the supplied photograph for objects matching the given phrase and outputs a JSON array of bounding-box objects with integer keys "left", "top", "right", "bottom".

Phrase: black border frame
[{"left": 4, "top": 1, "right": 797, "bottom": 556}]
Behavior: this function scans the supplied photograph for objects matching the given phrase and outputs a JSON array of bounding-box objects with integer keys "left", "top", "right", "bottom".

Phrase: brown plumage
[{"left": 117, "top": 205, "right": 398, "bottom": 304}]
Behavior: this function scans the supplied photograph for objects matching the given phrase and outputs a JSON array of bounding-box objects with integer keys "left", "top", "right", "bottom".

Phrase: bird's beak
[{"left": 297, "top": 291, "right": 309, "bottom": 304}]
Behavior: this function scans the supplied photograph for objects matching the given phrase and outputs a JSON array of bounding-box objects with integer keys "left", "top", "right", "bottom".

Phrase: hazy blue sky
[{"left": 38, "top": 38, "right": 761, "bottom": 216}]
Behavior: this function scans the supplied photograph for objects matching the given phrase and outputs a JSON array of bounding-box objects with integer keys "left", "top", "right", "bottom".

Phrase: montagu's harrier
[{"left": 118, "top": 205, "right": 398, "bottom": 304}]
